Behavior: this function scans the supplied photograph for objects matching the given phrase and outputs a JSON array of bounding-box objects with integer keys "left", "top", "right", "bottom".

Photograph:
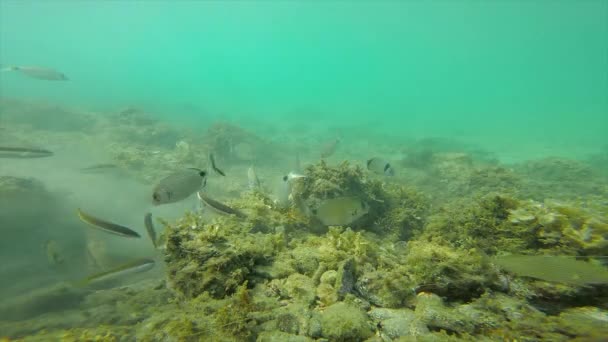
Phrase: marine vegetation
[
  {"left": 4, "top": 151, "right": 608, "bottom": 341},
  {"left": 291, "top": 160, "right": 429, "bottom": 239}
]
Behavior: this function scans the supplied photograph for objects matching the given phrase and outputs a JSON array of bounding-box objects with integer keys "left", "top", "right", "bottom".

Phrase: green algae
[
  {"left": 7, "top": 153, "right": 608, "bottom": 342},
  {"left": 319, "top": 302, "right": 373, "bottom": 341}
]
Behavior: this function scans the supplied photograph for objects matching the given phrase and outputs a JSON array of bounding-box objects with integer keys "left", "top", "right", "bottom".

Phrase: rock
[{"left": 320, "top": 302, "right": 373, "bottom": 341}]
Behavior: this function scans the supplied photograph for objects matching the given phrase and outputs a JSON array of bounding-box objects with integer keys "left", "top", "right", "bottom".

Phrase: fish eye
[{"left": 283, "top": 175, "right": 288, "bottom": 182}]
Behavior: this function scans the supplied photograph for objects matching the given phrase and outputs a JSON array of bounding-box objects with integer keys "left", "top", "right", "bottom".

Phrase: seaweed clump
[
  {"left": 423, "top": 193, "right": 523, "bottom": 254},
  {"left": 163, "top": 211, "right": 281, "bottom": 300},
  {"left": 291, "top": 160, "right": 429, "bottom": 239}
]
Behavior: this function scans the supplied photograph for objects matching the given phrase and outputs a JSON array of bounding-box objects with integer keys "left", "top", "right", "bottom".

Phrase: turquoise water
[
  {"left": 1, "top": 1, "right": 606, "bottom": 156},
  {"left": 1, "top": 2, "right": 608, "bottom": 340}
]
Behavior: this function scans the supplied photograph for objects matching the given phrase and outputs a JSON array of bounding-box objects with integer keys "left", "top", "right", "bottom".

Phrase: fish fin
[
  {"left": 366, "top": 159, "right": 373, "bottom": 167},
  {"left": 213, "top": 166, "right": 226, "bottom": 176}
]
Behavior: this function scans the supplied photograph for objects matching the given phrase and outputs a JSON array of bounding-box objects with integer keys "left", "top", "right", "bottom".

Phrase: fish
[
  {"left": 209, "top": 153, "right": 226, "bottom": 176},
  {"left": 79, "top": 163, "right": 119, "bottom": 173},
  {"left": 45, "top": 239, "right": 65, "bottom": 266},
  {"left": 1, "top": 66, "right": 68, "bottom": 80},
  {"left": 247, "top": 166, "right": 261, "bottom": 190},
  {"left": 367, "top": 158, "right": 395, "bottom": 176},
  {"left": 276, "top": 176, "right": 292, "bottom": 208},
  {"left": 0, "top": 146, "right": 53, "bottom": 158},
  {"left": 493, "top": 254, "right": 608, "bottom": 286},
  {"left": 320, "top": 138, "right": 340, "bottom": 158},
  {"left": 310, "top": 196, "right": 369, "bottom": 226},
  {"left": 276, "top": 171, "right": 306, "bottom": 207},
  {"left": 144, "top": 212, "right": 157, "bottom": 249},
  {"left": 197, "top": 191, "right": 247, "bottom": 218},
  {"left": 77, "top": 208, "right": 141, "bottom": 238},
  {"left": 75, "top": 258, "right": 155, "bottom": 287},
  {"left": 152, "top": 168, "right": 207, "bottom": 205},
  {"left": 284, "top": 171, "right": 306, "bottom": 182}
]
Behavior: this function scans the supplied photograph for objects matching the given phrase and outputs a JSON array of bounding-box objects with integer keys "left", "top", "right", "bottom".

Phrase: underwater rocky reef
[{"left": 1, "top": 98, "right": 608, "bottom": 341}]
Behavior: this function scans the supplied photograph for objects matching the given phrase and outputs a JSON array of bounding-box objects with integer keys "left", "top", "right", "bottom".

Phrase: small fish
[
  {"left": 144, "top": 212, "right": 157, "bottom": 249},
  {"left": 276, "top": 176, "right": 292, "bottom": 207},
  {"left": 77, "top": 208, "right": 141, "bottom": 238},
  {"left": 247, "top": 166, "right": 261, "bottom": 190},
  {"left": 0, "top": 146, "right": 53, "bottom": 158},
  {"left": 494, "top": 254, "right": 608, "bottom": 286},
  {"left": 310, "top": 196, "right": 369, "bottom": 226},
  {"left": 197, "top": 191, "right": 247, "bottom": 218},
  {"left": 209, "top": 153, "right": 226, "bottom": 176},
  {"left": 80, "top": 163, "right": 118, "bottom": 172},
  {"left": 320, "top": 138, "right": 340, "bottom": 158},
  {"left": 2, "top": 66, "right": 68, "bottom": 80},
  {"left": 152, "top": 168, "right": 207, "bottom": 205},
  {"left": 367, "top": 157, "right": 395, "bottom": 176},
  {"left": 284, "top": 171, "right": 306, "bottom": 182},
  {"left": 75, "top": 258, "right": 155, "bottom": 287},
  {"left": 276, "top": 171, "right": 306, "bottom": 207},
  {"left": 45, "top": 239, "right": 65, "bottom": 266}
]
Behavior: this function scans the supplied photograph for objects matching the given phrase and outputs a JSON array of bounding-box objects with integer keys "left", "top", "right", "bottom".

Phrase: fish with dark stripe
[
  {"left": 77, "top": 208, "right": 141, "bottom": 238},
  {"left": 75, "top": 258, "right": 155, "bottom": 287},
  {"left": 0, "top": 146, "right": 53, "bottom": 158},
  {"left": 144, "top": 212, "right": 157, "bottom": 248},
  {"left": 366, "top": 157, "right": 395, "bottom": 176},
  {"left": 197, "top": 191, "right": 246, "bottom": 218}
]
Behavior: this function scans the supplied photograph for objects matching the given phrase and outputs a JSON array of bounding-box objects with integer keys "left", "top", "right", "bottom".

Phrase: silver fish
[
  {"left": 0, "top": 146, "right": 53, "bottom": 158},
  {"left": 275, "top": 171, "right": 306, "bottom": 207},
  {"left": 76, "top": 258, "right": 155, "bottom": 287},
  {"left": 285, "top": 171, "right": 306, "bottom": 182},
  {"left": 79, "top": 163, "right": 119, "bottom": 173},
  {"left": 367, "top": 157, "right": 395, "bottom": 176},
  {"left": 152, "top": 168, "right": 207, "bottom": 205},
  {"left": 3, "top": 66, "right": 68, "bottom": 80},
  {"left": 320, "top": 138, "right": 340, "bottom": 158},
  {"left": 144, "top": 213, "right": 157, "bottom": 248},
  {"left": 77, "top": 208, "right": 141, "bottom": 238},
  {"left": 276, "top": 178, "right": 291, "bottom": 207},
  {"left": 197, "top": 191, "right": 247, "bottom": 218},
  {"left": 247, "top": 166, "right": 261, "bottom": 190},
  {"left": 494, "top": 254, "right": 608, "bottom": 286},
  {"left": 310, "top": 196, "right": 369, "bottom": 226}
]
